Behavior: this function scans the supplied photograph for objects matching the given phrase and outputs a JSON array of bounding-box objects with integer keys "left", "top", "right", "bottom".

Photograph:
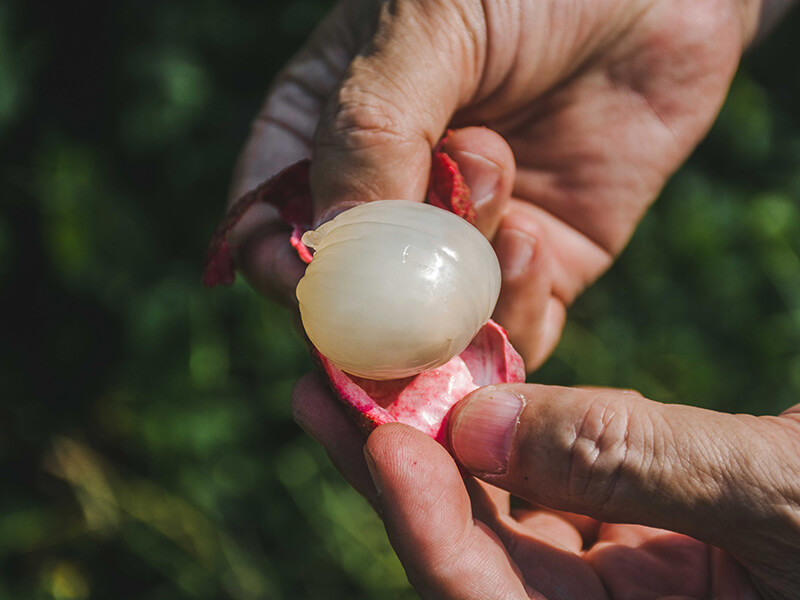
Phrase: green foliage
[{"left": 1, "top": 1, "right": 799, "bottom": 598}]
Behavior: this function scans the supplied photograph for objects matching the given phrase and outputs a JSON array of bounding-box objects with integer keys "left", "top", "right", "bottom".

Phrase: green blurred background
[{"left": 1, "top": 1, "right": 800, "bottom": 598}]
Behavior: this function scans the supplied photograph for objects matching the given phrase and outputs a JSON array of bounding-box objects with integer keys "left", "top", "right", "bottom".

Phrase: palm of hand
[{"left": 470, "top": 487, "right": 754, "bottom": 599}]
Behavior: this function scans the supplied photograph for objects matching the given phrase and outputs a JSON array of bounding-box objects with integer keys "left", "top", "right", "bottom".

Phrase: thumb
[
  {"left": 310, "top": 0, "right": 486, "bottom": 217},
  {"left": 449, "top": 384, "right": 800, "bottom": 562},
  {"left": 439, "top": 127, "right": 515, "bottom": 239}
]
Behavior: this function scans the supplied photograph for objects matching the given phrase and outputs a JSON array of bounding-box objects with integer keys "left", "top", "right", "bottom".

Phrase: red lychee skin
[
  {"left": 315, "top": 320, "right": 524, "bottom": 445},
  {"left": 202, "top": 160, "right": 313, "bottom": 287},
  {"left": 427, "top": 139, "right": 477, "bottom": 224},
  {"left": 202, "top": 141, "right": 524, "bottom": 442}
]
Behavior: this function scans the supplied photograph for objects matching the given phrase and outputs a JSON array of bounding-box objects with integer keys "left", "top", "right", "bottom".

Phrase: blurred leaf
[{"left": 120, "top": 50, "right": 210, "bottom": 151}]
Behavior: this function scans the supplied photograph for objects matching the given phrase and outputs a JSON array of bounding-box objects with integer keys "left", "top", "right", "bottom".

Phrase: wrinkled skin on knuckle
[
  {"left": 310, "top": 70, "right": 428, "bottom": 201},
  {"left": 560, "top": 394, "right": 636, "bottom": 513},
  {"left": 506, "top": 389, "right": 644, "bottom": 513},
  {"left": 315, "top": 70, "right": 412, "bottom": 153}
]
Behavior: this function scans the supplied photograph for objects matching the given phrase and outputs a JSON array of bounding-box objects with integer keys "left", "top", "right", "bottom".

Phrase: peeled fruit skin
[
  {"left": 202, "top": 142, "right": 525, "bottom": 443},
  {"left": 316, "top": 319, "right": 524, "bottom": 442},
  {"left": 296, "top": 201, "right": 501, "bottom": 380}
]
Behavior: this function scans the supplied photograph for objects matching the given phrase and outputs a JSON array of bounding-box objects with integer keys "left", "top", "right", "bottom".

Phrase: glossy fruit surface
[{"left": 297, "top": 200, "right": 501, "bottom": 380}]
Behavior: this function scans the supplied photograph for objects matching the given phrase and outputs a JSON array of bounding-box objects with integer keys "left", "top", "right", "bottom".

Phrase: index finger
[{"left": 226, "top": 1, "right": 368, "bottom": 304}]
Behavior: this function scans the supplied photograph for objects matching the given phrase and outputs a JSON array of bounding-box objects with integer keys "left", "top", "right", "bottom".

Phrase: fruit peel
[
  {"left": 315, "top": 320, "right": 524, "bottom": 443},
  {"left": 203, "top": 142, "right": 525, "bottom": 441}
]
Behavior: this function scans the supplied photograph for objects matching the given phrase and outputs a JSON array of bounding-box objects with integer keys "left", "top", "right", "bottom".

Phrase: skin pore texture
[{"left": 228, "top": 0, "right": 800, "bottom": 598}]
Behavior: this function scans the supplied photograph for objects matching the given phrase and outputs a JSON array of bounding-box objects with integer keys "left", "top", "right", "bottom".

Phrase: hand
[
  {"left": 228, "top": 0, "right": 763, "bottom": 369},
  {"left": 293, "top": 375, "right": 800, "bottom": 600}
]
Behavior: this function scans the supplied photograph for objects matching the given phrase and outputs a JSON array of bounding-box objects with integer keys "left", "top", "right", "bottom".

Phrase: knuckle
[
  {"left": 316, "top": 67, "right": 411, "bottom": 153},
  {"left": 564, "top": 396, "right": 635, "bottom": 511}
]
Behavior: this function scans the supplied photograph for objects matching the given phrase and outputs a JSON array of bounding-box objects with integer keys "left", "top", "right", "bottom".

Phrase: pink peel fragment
[
  {"left": 202, "top": 160, "right": 313, "bottom": 287},
  {"left": 315, "top": 320, "right": 523, "bottom": 445},
  {"left": 427, "top": 150, "right": 476, "bottom": 224},
  {"left": 202, "top": 135, "right": 473, "bottom": 287},
  {"left": 290, "top": 225, "right": 314, "bottom": 264},
  {"left": 202, "top": 239, "right": 236, "bottom": 287},
  {"left": 202, "top": 137, "right": 526, "bottom": 441}
]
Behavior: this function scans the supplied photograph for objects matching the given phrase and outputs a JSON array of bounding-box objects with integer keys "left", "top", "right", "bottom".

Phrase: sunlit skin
[{"left": 228, "top": 0, "right": 800, "bottom": 598}]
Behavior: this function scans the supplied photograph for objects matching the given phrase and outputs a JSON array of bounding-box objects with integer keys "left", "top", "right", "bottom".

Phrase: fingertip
[
  {"left": 365, "top": 423, "right": 466, "bottom": 509},
  {"left": 504, "top": 296, "right": 567, "bottom": 371},
  {"left": 234, "top": 222, "right": 306, "bottom": 308},
  {"left": 365, "top": 422, "right": 446, "bottom": 473},
  {"left": 363, "top": 423, "right": 432, "bottom": 507},
  {"left": 490, "top": 204, "right": 565, "bottom": 370},
  {"left": 365, "top": 427, "right": 529, "bottom": 600},
  {"left": 291, "top": 372, "right": 381, "bottom": 504},
  {"left": 441, "top": 127, "right": 516, "bottom": 239}
]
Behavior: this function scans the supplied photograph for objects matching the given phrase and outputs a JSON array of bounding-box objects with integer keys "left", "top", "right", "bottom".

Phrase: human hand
[
  {"left": 228, "top": 0, "right": 764, "bottom": 369},
  {"left": 293, "top": 375, "right": 800, "bottom": 600}
]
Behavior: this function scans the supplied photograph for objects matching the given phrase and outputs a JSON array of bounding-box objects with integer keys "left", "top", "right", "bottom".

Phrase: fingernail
[
  {"left": 364, "top": 447, "right": 383, "bottom": 499},
  {"left": 449, "top": 150, "right": 502, "bottom": 209},
  {"left": 450, "top": 388, "right": 523, "bottom": 474},
  {"left": 494, "top": 229, "right": 536, "bottom": 281}
]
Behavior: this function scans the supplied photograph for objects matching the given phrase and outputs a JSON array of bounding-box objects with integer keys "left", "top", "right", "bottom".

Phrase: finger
[
  {"left": 291, "top": 373, "right": 376, "bottom": 507},
  {"left": 439, "top": 127, "right": 515, "bottom": 240},
  {"left": 511, "top": 505, "right": 602, "bottom": 551},
  {"left": 449, "top": 384, "right": 800, "bottom": 567},
  {"left": 543, "top": 509, "right": 601, "bottom": 546},
  {"left": 781, "top": 401, "right": 800, "bottom": 418},
  {"left": 506, "top": 496, "right": 603, "bottom": 547},
  {"left": 364, "top": 424, "right": 529, "bottom": 600},
  {"left": 229, "top": 206, "right": 306, "bottom": 307},
  {"left": 593, "top": 522, "right": 676, "bottom": 549},
  {"left": 228, "top": 0, "right": 373, "bottom": 203},
  {"left": 468, "top": 489, "right": 610, "bottom": 600},
  {"left": 310, "top": 0, "right": 487, "bottom": 214},
  {"left": 508, "top": 508, "right": 584, "bottom": 553},
  {"left": 464, "top": 481, "right": 587, "bottom": 563},
  {"left": 465, "top": 477, "right": 510, "bottom": 522},
  {"left": 493, "top": 195, "right": 616, "bottom": 370},
  {"left": 227, "top": 0, "right": 373, "bottom": 304},
  {"left": 587, "top": 526, "right": 711, "bottom": 600},
  {"left": 491, "top": 200, "right": 567, "bottom": 370}
]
